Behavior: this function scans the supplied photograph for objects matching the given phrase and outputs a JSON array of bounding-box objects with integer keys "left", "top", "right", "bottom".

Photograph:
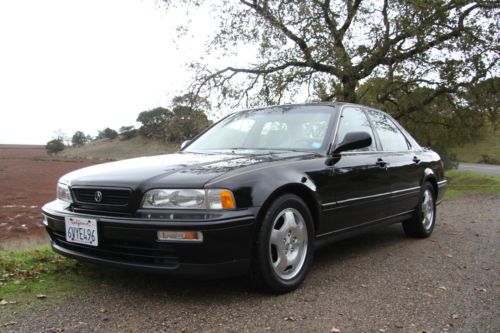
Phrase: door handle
[
  {"left": 376, "top": 158, "right": 387, "bottom": 167},
  {"left": 413, "top": 156, "right": 421, "bottom": 164}
]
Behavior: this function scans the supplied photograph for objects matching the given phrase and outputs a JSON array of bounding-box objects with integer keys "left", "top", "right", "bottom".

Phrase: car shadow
[{"left": 76, "top": 223, "right": 411, "bottom": 300}]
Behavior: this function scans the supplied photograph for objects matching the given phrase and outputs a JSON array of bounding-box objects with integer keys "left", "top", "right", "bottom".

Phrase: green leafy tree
[
  {"left": 71, "top": 131, "right": 87, "bottom": 147},
  {"left": 97, "top": 128, "right": 118, "bottom": 140},
  {"left": 465, "top": 77, "right": 499, "bottom": 130},
  {"left": 45, "top": 139, "right": 65, "bottom": 155},
  {"left": 170, "top": 0, "right": 497, "bottom": 121},
  {"left": 119, "top": 126, "right": 138, "bottom": 140},
  {"left": 358, "top": 77, "right": 486, "bottom": 146},
  {"left": 164, "top": 94, "right": 212, "bottom": 143},
  {"left": 137, "top": 107, "right": 169, "bottom": 139}
]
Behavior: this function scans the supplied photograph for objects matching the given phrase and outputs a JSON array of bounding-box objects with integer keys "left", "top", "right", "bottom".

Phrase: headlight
[
  {"left": 57, "top": 183, "right": 73, "bottom": 203},
  {"left": 141, "top": 189, "right": 236, "bottom": 209}
]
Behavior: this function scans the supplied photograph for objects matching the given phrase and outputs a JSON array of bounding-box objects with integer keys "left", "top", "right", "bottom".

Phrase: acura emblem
[{"left": 94, "top": 191, "right": 103, "bottom": 203}]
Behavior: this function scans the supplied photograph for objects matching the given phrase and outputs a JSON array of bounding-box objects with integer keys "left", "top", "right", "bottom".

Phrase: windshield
[{"left": 184, "top": 105, "right": 335, "bottom": 153}]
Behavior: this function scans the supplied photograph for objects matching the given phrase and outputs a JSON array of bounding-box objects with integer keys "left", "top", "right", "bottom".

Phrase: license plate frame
[{"left": 65, "top": 216, "right": 98, "bottom": 247}]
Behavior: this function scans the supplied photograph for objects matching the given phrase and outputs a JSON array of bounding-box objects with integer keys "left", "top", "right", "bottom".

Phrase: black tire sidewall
[{"left": 255, "top": 194, "right": 315, "bottom": 293}]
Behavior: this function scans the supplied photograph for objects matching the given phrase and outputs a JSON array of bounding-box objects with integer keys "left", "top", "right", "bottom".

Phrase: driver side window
[{"left": 335, "top": 107, "right": 376, "bottom": 152}]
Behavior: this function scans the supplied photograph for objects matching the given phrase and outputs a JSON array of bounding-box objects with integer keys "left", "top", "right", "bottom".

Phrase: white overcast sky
[{"left": 0, "top": 0, "right": 239, "bottom": 144}]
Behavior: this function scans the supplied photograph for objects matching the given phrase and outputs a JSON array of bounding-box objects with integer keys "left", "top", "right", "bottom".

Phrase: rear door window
[{"left": 367, "top": 110, "right": 410, "bottom": 151}]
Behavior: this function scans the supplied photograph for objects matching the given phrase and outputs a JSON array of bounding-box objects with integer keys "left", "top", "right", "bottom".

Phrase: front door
[{"left": 321, "top": 106, "right": 391, "bottom": 234}]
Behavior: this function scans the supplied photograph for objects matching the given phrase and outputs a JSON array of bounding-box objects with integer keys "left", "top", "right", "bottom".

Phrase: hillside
[
  {"left": 449, "top": 129, "right": 500, "bottom": 164},
  {"left": 59, "top": 136, "right": 179, "bottom": 160},
  {"left": 56, "top": 129, "right": 500, "bottom": 164}
]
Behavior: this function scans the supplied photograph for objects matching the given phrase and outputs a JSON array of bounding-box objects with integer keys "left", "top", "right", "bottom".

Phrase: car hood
[{"left": 62, "top": 151, "right": 316, "bottom": 190}]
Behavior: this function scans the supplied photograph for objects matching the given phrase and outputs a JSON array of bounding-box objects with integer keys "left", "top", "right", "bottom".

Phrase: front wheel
[
  {"left": 402, "top": 182, "right": 436, "bottom": 238},
  {"left": 251, "top": 194, "right": 314, "bottom": 293}
]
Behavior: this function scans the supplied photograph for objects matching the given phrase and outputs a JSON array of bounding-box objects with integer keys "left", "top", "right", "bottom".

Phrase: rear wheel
[
  {"left": 251, "top": 194, "right": 314, "bottom": 293},
  {"left": 402, "top": 182, "right": 436, "bottom": 238}
]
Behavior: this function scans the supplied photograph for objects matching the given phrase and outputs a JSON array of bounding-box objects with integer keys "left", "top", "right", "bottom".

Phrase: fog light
[
  {"left": 157, "top": 230, "right": 203, "bottom": 242},
  {"left": 42, "top": 215, "right": 48, "bottom": 226}
]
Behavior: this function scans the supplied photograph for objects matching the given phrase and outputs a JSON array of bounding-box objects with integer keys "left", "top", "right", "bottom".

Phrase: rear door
[
  {"left": 322, "top": 106, "right": 391, "bottom": 233},
  {"left": 365, "top": 109, "right": 421, "bottom": 216}
]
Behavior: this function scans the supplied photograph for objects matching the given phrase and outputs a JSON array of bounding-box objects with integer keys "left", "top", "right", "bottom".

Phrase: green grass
[
  {"left": 59, "top": 136, "right": 179, "bottom": 160},
  {"left": 449, "top": 129, "right": 500, "bottom": 164},
  {"left": 0, "top": 246, "right": 90, "bottom": 315},
  {"left": 445, "top": 170, "right": 500, "bottom": 199}
]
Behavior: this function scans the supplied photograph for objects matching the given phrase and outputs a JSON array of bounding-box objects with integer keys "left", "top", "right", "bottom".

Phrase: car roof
[{"left": 235, "top": 101, "right": 385, "bottom": 113}]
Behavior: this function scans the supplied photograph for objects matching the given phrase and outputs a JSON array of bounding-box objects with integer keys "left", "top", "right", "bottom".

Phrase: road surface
[
  {"left": 2, "top": 195, "right": 499, "bottom": 333},
  {"left": 457, "top": 162, "right": 500, "bottom": 176}
]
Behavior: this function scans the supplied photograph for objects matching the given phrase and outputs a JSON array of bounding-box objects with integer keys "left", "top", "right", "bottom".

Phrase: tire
[
  {"left": 251, "top": 194, "right": 314, "bottom": 293},
  {"left": 402, "top": 182, "right": 436, "bottom": 238}
]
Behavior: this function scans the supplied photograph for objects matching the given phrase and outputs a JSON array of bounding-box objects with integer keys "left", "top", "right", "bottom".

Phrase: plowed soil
[{"left": 0, "top": 145, "right": 101, "bottom": 248}]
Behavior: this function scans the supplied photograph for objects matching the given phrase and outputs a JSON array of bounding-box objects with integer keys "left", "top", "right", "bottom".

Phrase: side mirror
[
  {"left": 180, "top": 140, "right": 191, "bottom": 150},
  {"left": 332, "top": 131, "right": 372, "bottom": 155}
]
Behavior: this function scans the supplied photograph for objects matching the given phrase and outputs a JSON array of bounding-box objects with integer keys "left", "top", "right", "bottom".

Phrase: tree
[
  {"left": 165, "top": 94, "right": 212, "bottom": 143},
  {"left": 71, "top": 131, "right": 87, "bottom": 147},
  {"left": 137, "top": 107, "right": 169, "bottom": 139},
  {"left": 173, "top": 0, "right": 497, "bottom": 120},
  {"left": 119, "top": 126, "right": 138, "bottom": 140},
  {"left": 53, "top": 129, "right": 69, "bottom": 146},
  {"left": 97, "top": 128, "right": 118, "bottom": 140},
  {"left": 357, "top": 77, "right": 487, "bottom": 147},
  {"left": 45, "top": 139, "right": 65, "bottom": 155},
  {"left": 465, "top": 77, "right": 499, "bottom": 130}
]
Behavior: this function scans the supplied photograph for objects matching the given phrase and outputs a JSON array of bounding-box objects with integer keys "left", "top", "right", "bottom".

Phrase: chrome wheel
[
  {"left": 421, "top": 189, "right": 434, "bottom": 231},
  {"left": 269, "top": 208, "right": 308, "bottom": 280}
]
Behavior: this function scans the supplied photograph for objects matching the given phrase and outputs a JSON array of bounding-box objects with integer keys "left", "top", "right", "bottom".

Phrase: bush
[
  {"left": 478, "top": 154, "right": 500, "bottom": 165},
  {"left": 45, "top": 139, "right": 65, "bottom": 155}
]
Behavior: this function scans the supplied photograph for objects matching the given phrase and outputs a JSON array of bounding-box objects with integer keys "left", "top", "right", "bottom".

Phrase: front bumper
[{"left": 42, "top": 200, "right": 257, "bottom": 278}]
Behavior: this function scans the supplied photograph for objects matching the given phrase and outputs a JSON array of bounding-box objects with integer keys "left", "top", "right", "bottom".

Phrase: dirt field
[{"left": 0, "top": 145, "right": 101, "bottom": 249}]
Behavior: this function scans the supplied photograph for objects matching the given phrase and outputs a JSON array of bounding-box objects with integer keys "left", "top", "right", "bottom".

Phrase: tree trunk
[{"left": 340, "top": 79, "right": 358, "bottom": 103}]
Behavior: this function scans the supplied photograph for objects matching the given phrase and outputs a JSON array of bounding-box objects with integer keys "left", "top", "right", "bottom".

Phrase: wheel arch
[
  {"left": 256, "top": 183, "right": 320, "bottom": 235},
  {"left": 422, "top": 167, "right": 438, "bottom": 199}
]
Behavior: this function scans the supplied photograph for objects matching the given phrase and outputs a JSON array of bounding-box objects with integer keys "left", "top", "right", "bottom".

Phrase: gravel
[{"left": 2, "top": 195, "right": 499, "bottom": 333}]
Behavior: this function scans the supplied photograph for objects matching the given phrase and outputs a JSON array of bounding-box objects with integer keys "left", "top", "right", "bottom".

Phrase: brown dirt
[{"left": 0, "top": 145, "right": 102, "bottom": 248}]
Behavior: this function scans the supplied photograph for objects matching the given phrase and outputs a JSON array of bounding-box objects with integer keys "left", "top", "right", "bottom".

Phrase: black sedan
[{"left": 42, "top": 103, "right": 447, "bottom": 292}]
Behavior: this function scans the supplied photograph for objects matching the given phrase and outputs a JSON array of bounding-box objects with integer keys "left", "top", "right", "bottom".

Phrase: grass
[
  {"left": 449, "top": 129, "right": 500, "bottom": 164},
  {"left": 59, "top": 136, "right": 179, "bottom": 160},
  {"left": 0, "top": 246, "right": 89, "bottom": 315},
  {"left": 445, "top": 170, "right": 500, "bottom": 199}
]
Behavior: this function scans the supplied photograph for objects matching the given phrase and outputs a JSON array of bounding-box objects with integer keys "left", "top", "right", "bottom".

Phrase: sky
[{"left": 0, "top": 0, "right": 229, "bottom": 144}]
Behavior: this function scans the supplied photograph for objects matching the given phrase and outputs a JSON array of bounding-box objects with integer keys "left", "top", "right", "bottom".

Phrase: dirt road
[{"left": 2, "top": 195, "right": 499, "bottom": 333}]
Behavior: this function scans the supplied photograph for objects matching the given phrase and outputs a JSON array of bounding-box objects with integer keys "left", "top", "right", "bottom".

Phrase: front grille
[
  {"left": 72, "top": 188, "right": 131, "bottom": 206},
  {"left": 49, "top": 230, "right": 178, "bottom": 267}
]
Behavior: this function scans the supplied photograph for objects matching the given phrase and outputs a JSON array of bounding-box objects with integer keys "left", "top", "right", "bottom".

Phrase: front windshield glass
[{"left": 185, "top": 105, "right": 334, "bottom": 152}]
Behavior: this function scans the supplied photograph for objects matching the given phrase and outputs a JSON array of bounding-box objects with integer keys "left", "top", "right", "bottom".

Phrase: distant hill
[
  {"left": 59, "top": 136, "right": 179, "bottom": 161},
  {"left": 449, "top": 130, "right": 500, "bottom": 164}
]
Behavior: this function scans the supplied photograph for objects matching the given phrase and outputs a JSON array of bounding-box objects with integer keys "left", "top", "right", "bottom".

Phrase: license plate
[{"left": 65, "top": 217, "right": 98, "bottom": 247}]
